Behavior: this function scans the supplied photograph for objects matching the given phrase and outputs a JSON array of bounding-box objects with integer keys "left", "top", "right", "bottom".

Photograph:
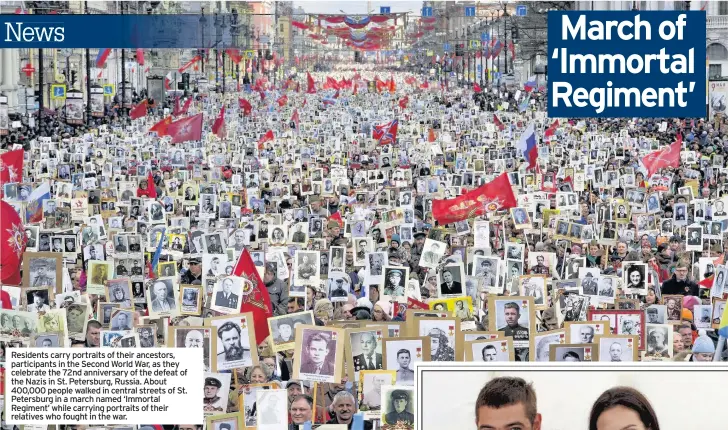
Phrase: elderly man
[
  {"left": 352, "top": 332, "right": 382, "bottom": 371},
  {"left": 326, "top": 391, "right": 374, "bottom": 429}
]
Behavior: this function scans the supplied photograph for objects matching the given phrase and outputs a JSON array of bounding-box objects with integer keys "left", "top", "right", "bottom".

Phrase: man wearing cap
[
  {"left": 31, "top": 262, "right": 54, "bottom": 288},
  {"left": 181, "top": 258, "right": 203, "bottom": 285},
  {"left": 330, "top": 278, "right": 348, "bottom": 298},
  {"left": 203, "top": 377, "right": 224, "bottom": 412},
  {"left": 581, "top": 273, "right": 598, "bottom": 296},
  {"left": 274, "top": 319, "right": 294, "bottom": 344},
  {"left": 646, "top": 306, "right": 660, "bottom": 324},
  {"left": 218, "top": 423, "right": 231, "bottom": 430},
  {"left": 353, "top": 332, "right": 382, "bottom": 372},
  {"left": 384, "top": 389, "right": 414, "bottom": 425},
  {"left": 384, "top": 269, "right": 405, "bottom": 296}
]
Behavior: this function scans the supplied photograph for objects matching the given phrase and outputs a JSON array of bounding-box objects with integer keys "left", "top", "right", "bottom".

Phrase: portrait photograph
[
  {"left": 510, "top": 207, "right": 532, "bottom": 229},
  {"left": 685, "top": 225, "right": 703, "bottom": 251},
  {"left": 106, "top": 278, "right": 133, "bottom": 308},
  {"left": 645, "top": 305, "right": 667, "bottom": 324},
  {"left": 464, "top": 338, "right": 515, "bottom": 362},
  {"left": 383, "top": 266, "right": 408, "bottom": 297},
  {"left": 595, "top": 334, "right": 639, "bottom": 362},
  {"left": 203, "top": 372, "right": 232, "bottom": 416},
  {"left": 23, "top": 252, "right": 62, "bottom": 292},
  {"left": 328, "top": 246, "right": 346, "bottom": 272},
  {"left": 518, "top": 275, "right": 547, "bottom": 310},
  {"left": 381, "top": 337, "right": 430, "bottom": 386},
  {"left": 419, "top": 238, "right": 446, "bottom": 269},
  {"left": 549, "top": 343, "right": 598, "bottom": 362},
  {"left": 180, "top": 285, "right": 203, "bottom": 315},
  {"left": 101, "top": 330, "right": 136, "bottom": 348},
  {"left": 238, "top": 383, "right": 275, "bottom": 428},
  {"left": 365, "top": 251, "right": 387, "bottom": 285},
  {"left": 566, "top": 321, "right": 608, "bottom": 345},
  {"left": 136, "top": 325, "right": 157, "bottom": 348},
  {"left": 292, "top": 325, "right": 344, "bottom": 383},
  {"left": 33, "top": 332, "right": 63, "bottom": 348},
  {"left": 170, "top": 326, "right": 216, "bottom": 372},
  {"left": 37, "top": 308, "right": 68, "bottom": 337},
  {"left": 66, "top": 303, "right": 90, "bottom": 341},
  {"left": 713, "top": 299, "right": 726, "bottom": 329},
  {"left": 643, "top": 323, "right": 673, "bottom": 361},
  {"left": 207, "top": 313, "right": 258, "bottom": 371},
  {"left": 255, "top": 388, "right": 288, "bottom": 430},
  {"left": 415, "top": 317, "right": 461, "bottom": 362},
  {"left": 87, "top": 260, "right": 113, "bottom": 296},
  {"left": 294, "top": 251, "right": 321, "bottom": 286},
  {"left": 24, "top": 287, "right": 51, "bottom": 313},
  {"left": 267, "top": 311, "right": 314, "bottom": 353},
  {"left": 327, "top": 272, "right": 352, "bottom": 303},
  {"left": 158, "top": 261, "right": 177, "bottom": 278},
  {"left": 532, "top": 329, "right": 566, "bottom": 362},
  {"left": 146, "top": 277, "right": 180, "bottom": 318},
  {"left": 488, "top": 296, "right": 535, "bottom": 362},
  {"left": 346, "top": 328, "right": 385, "bottom": 381},
  {"left": 354, "top": 237, "right": 373, "bottom": 266},
  {"left": 97, "top": 302, "right": 121, "bottom": 329},
  {"left": 211, "top": 276, "right": 243, "bottom": 314},
  {"left": 357, "top": 370, "right": 396, "bottom": 420},
  {"left": 661, "top": 294, "right": 683, "bottom": 324},
  {"left": 206, "top": 412, "right": 242, "bottom": 430},
  {"left": 622, "top": 262, "right": 648, "bottom": 295},
  {"left": 438, "top": 264, "right": 465, "bottom": 297},
  {"left": 110, "top": 308, "right": 134, "bottom": 331},
  {"left": 380, "top": 385, "right": 415, "bottom": 427},
  {"left": 614, "top": 311, "right": 646, "bottom": 350}
]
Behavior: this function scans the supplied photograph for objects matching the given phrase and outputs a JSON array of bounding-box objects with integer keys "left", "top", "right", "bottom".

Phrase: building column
[{"left": 0, "top": 49, "right": 20, "bottom": 113}]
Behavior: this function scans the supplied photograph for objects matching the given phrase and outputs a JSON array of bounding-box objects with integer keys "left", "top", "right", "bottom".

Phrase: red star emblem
[
  {"left": 416, "top": 347, "right": 421, "bottom": 358},
  {"left": 240, "top": 318, "right": 247, "bottom": 329},
  {"left": 331, "top": 331, "right": 337, "bottom": 340},
  {"left": 376, "top": 330, "right": 382, "bottom": 341}
]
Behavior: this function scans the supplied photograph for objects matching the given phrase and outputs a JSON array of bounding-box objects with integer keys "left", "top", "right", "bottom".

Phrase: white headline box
[{"left": 5, "top": 348, "right": 203, "bottom": 425}]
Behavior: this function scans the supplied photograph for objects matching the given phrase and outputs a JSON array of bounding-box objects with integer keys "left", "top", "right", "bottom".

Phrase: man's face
[
  {"left": 86, "top": 325, "right": 101, "bottom": 346},
  {"left": 397, "top": 352, "right": 410, "bottom": 369},
  {"left": 443, "top": 271, "right": 453, "bottom": 283},
  {"left": 154, "top": 283, "right": 167, "bottom": 299},
  {"left": 361, "top": 334, "right": 376, "bottom": 355},
  {"left": 221, "top": 328, "right": 241, "bottom": 352},
  {"left": 334, "top": 397, "right": 355, "bottom": 422},
  {"left": 185, "top": 330, "right": 203, "bottom": 348},
  {"left": 290, "top": 398, "right": 312, "bottom": 424},
  {"left": 484, "top": 347, "right": 497, "bottom": 361},
  {"left": 279, "top": 324, "right": 292, "bottom": 339},
  {"left": 308, "top": 339, "right": 328, "bottom": 364},
  {"left": 580, "top": 326, "right": 594, "bottom": 343},
  {"left": 204, "top": 384, "right": 219, "bottom": 399},
  {"left": 223, "top": 280, "right": 232, "bottom": 293},
  {"left": 477, "top": 402, "right": 540, "bottom": 430},
  {"left": 610, "top": 343, "right": 622, "bottom": 360},
  {"left": 504, "top": 307, "right": 519, "bottom": 326},
  {"left": 394, "top": 398, "right": 407, "bottom": 413},
  {"left": 116, "top": 313, "right": 127, "bottom": 327}
]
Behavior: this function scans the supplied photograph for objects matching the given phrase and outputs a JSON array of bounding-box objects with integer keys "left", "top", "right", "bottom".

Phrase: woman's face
[
  {"left": 646, "top": 290, "right": 657, "bottom": 305},
  {"left": 250, "top": 367, "right": 267, "bottom": 383},
  {"left": 596, "top": 405, "right": 647, "bottom": 430},
  {"left": 373, "top": 305, "right": 384, "bottom": 320},
  {"left": 629, "top": 271, "right": 641, "bottom": 285}
]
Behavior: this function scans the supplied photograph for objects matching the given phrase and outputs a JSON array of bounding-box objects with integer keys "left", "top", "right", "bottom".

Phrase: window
[
  {"left": 709, "top": 64, "right": 722, "bottom": 79},
  {"left": 719, "top": 1, "right": 728, "bottom": 15},
  {"left": 280, "top": 23, "right": 285, "bottom": 32},
  {"left": 708, "top": 43, "right": 728, "bottom": 61}
]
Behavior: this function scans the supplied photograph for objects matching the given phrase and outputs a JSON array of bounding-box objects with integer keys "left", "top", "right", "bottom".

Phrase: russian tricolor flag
[
  {"left": 516, "top": 123, "right": 538, "bottom": 170},
  {"left": 96, "top": 48, "right": 111, "bottom": 68},
  {"left": 524, "top": 75, "right": 537, "bottom": 92}
]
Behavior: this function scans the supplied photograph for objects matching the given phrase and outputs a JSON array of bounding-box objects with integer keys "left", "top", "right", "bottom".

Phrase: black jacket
[
  {"left": 661, "top": 275, "right": 699, "bottom": 296},
  {"left": 326, "top": 417, "right": 373, "bottom": 430}
]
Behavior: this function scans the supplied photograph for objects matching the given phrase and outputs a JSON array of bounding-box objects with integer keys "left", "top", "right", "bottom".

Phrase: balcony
[{"left": 707, "top": 15, "right": 728, "bottom": 29}]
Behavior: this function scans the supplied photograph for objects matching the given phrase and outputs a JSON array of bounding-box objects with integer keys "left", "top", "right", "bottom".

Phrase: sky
[{"left": 293, "top": 0, "right": 424, "bottom": 15}]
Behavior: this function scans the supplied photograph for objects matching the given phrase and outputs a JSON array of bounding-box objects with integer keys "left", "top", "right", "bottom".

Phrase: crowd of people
[{"left": 1, "top": 66, "right": 727, "bottom": 430}]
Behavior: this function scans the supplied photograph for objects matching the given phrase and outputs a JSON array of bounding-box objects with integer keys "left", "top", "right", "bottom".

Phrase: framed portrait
[
  {"left": 464, "top": 338, "right": 515, "bottom": 362},
  {"left": 37, "top": 308, "right": 67, "bottom": 336},
  {"left": 238, "top": 383, "right": 276, "bottom": 429},
  {"left": 139, "top": 316, "right": 169, "bottom": 346},
  {"left": 404, "top": 310, "right": 448, "bottom": 336},
  {"left": 381, "top": 337, "right": 430, "bottom": 386},
  {"left": 179, "top": 285, "right": 203, "bottom": 316},
  {"left": 254, "top": 389, "right": 288, "bottom": 429},
  {"left": 136, "top": 324, "right": 157, "bottom": 348},
  {"left": 357, "top": 370, "right": 396, "bottom": 420},
  {"left": 105, "top": 278, "right": 133, "bottom": 308},
  {"left": 169, "top": 326, "right": 217, "bottom": 372},
  {"left": 267, "top": 311, "right": 314, "bottom": 353},
  {"left": 206, "top": 408, "right": 243, "bottom": 430},
  {"left": 87, "top": 260, "right": 113, "bottom": 296},
  {"left": 661, "top": 294, "right": 684, "bottom": 324},
  {"left": 292, "top": 325, "right": 345, "bottom": 383},
  {"left": 33, "top": 332, "right": 64, "bottom": 347},
  {"left": 294, "top": 251, "right": 321, "bottom": 286},
  {"left": 565, "top": 321, "right": 609, "bottom": 345},
  {"left": 328, "top": 246, "right": 346, "bottom": 273},
  {"left": 66, "top": 302, "right": 90, "bottom": 341},
  {"left": 210, "top": 276, "right": 243, "bottom": 314},
  {"left": 206, "top": 313, "right": 259, "bottom": 371},
  {"left": 414, "top": 317, "right": 461, "bottom": 362},
  {"left": 23, "top": 252, "right": 62, "bottom": 292},
  {"left": 97, "top": 302, "right": 120, "bottom": 329},
  {"left": 327, "top": 272, "right": 353, "bottom": 303},
  {"left": 157, "top": 261, "right": 177, "bottom": 278},
  {"left": 645, "top": 305, "right": 667, "bottom": 325},
  {"left": 549, "top": 343, "right": 599, "bottom": 362},
  {"left": 101, "top": 330, "right": 140, "bottom": 348},
  {"left": 487, "top": 296, "right": 536, "bottom": 362},
  {"left": 345, "top": 327, "right": 386, "bottom": 381},
  {"left": 146, "top": 277, "right": 180, "bottom": 318},
  {"left": 437, "top": 263, "right": 466, "bottom": 297},
  {"left": 203, "top": 372, "right": 232, "bottom": 416},
  {"left": 510, "top": 207, "right": 532, "bottom": 230},
  {"left": 622, "top": 262, "right": 648, "bottom": 295},
  {"left": 23, "top": 287, "right": 52, "bottom": 313},
  {"left": 110, "top": 308, "right": 134, "bottom": 331},
  {"left": 532, "top": 329, "right": 566, "bottom": 362},
  {"left": 642, "top": 323, "right": 674, "bottom": 361},
  {"left": 382, "top": 266, "right": 408, "bottom": 298},
  {"left": 713, "top": 299, "right": 726, "bottom": 330},
  {"left": 518, "top": 275, "right": 548, "bottom": 310},
  {"left": 590, "top": 309, "right": 646, "bottom": 350},
  {"left": 595, "top": 334, "right": 639, "bottom": 362}
]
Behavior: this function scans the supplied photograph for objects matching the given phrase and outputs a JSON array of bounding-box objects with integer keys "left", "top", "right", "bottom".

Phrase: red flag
[
  {"left": 149, "top": 116, "right": 172, "bottom": 136},
  {"left": 166, "top": 113, "right": 203, "bottom": 144},
  {"left": 329, "top": 211, "right": 343, "bottom": 227},
  {"left": 258, "top": 130, "right": 275, "bottom": 149},
  {"left": 129, "top": 99, "right": 148, "bottom": 120},
  {"left": 405, "top": 76, "right": 416, "bottom": 85},
  {"left": 212, "top": 106, "right": 225, "bottom": 138},
  {"left": 431, "top": 173, "right": 517, "bottom": 225},
  {"left": 232, "top": 249, "right": 273, "bottom": 345},
  {"left": 259, "top": 90, "right": 266, "bottom": 101},
  {"left": 428, "top": 128, "right": 436, "bottom": 143},
  {"left": 398, "top": 96, "right": 409, "bottom": 109},
  {"left": 326, "top": 76, "right": 340, "bottom": 90},
  {"left": 473, "top": 82, "right": 482, "bottom": 93},
  {"left": 276, "top": 95, "right": 288, "bottom": 107},
  {"left": 372, "top": 119, "right": 399, "bottom": 145},
  {"left": 353, "top": 83, "right": 358, "bottom": 95},
  {"left": 173, "top": 97, "right": 181, "bottom": 115},
  {"left": 176, "top": 97, "right": 192, "bottom": 116},
  {"left": 493, "top": 114, "right": 505, "bottom": 131},
  {"left": 0, "top": 149, "right": 24, "bottom": 187},
  {"left": 239, "top": 98, "right": 252, "bottom": 116},
  {"left": 136, "top": 48, "right": 145, "bottom": 65},
  {"left": 147, "top": 171, "right": 158, "bottom": 199},
  {"left": 641, "top": 136, "right": 682, "bottom": 177},
  {"left": 544, "top": 119, "right": 560, "bottom": 141},
  {"left": 307, "top": 72, "right": 316, "bottom": 94},
  {"left": 0, "top": 200, "right": 26, "bottom": 285},
  {"left": 420, "top": 80, "right": 429, "bottom": 89},
  {"left": 508, "top": 40, "right": 516, "bottom": 62}
]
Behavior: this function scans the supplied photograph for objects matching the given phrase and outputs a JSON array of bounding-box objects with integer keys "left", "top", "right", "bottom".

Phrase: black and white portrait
[
  {"left": 384, "top": 339, "right": 424, "bottom": 386},
  {"left": 383, "top": 267, "right": 407, "bottom": 297},
  {"left": 212, "top": 277, "right": 242, "bottom": 313},
  {"left": 147, "top": 278, "right": 178, "bottom": 316},
  {"left": 297, "top": 328, "right": 338, "bottom": 382},
  {"left": 438, "top": 265, "right": 464, "bottom": 296},
  {"left": 110, "top": 309, "right": 134, "bottom": 331},
  {"left": 471, "top": 339, "right": 512, "bottom": 362},
  {"left": 598, "top": 336, "right": 636, "bottom": 362},
  {"left": 294, "top": 251, "right": 320, "bottom": 286},
  {"left": 327, "top": 272, "right": 351, "bottom": 302},
  {"left": 211, "top": 316, "right": 253, "bottom": 370}
]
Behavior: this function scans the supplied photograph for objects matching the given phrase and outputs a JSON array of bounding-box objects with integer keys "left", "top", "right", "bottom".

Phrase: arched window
[{"left": 708, "top": 43, "right": 728, "bottom": 62}]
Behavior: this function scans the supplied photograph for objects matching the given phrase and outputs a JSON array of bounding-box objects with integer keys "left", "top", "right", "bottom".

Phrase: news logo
[{"left": 4, "top": 22, "right": 65, "bottom": 43}]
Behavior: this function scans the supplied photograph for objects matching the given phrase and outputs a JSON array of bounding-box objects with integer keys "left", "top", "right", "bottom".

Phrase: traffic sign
[
  {"left": 516, "top": 5, "right": 527, "bottom": 16},
  {"left": 444, "top": 43, "right": 451, "bottom": 51},
  {"left": 244, "top": 50, "right": 255, "bottom": 59},
  {"left": 465, "top": 6, "right": 476, "bottom": 17},
  {"left": 380, "top": 6, "right": 390, "bottom": 14},
  {"left": 50, "top": 84, "right": 66, "bottom": 100},
  {"left": 103, "top": 84, "right": 115, "bottom": 95},
  {"left": 422, "top": 7, "right": 433, "bottom": 17},
  {"left": 481, "top": 32, "right": 490, "bottom": 42},
  {"left": 470, "top": 40, "right": 481, "bottom": 49}
]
